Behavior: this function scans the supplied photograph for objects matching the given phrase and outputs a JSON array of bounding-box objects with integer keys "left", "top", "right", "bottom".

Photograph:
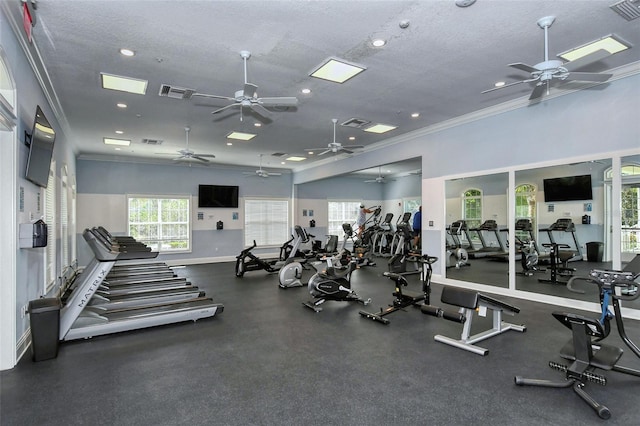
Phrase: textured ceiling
[{"left": 15, "top": 0, "right": 640, "bottom": 176}]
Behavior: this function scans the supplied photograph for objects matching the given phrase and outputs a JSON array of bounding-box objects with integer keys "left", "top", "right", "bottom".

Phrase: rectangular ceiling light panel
[
  {"left": 285, "top": 156, "right": 306, "bottom": 162},
  {"left": 101, "top": 73, "right": 148, "bottom": 95},
  {"left": 226, "top": 131, "right": 256, "bottom": 141},
  {"left": 558, "top": 35, "right": 631, "bottom": 62},
  {"left": 103, "top": 137, "right": 131, "bottom": 146},
  {"left": 310, "top": 57, "right": 366, "bottom": 83},
  {"left": 363, "top": 124, "right": 397, "bottom": 134}
]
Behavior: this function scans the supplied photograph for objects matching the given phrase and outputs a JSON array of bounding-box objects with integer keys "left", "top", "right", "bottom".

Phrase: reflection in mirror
[
  {"left": 512, "top": 159, "right": 634, "bottom": 306},
  {"left": 619, "top": 154, "right": 640, "bottom": 310},
  {"left": 445, "top": 173, "right": 508, "bottom": 288}
]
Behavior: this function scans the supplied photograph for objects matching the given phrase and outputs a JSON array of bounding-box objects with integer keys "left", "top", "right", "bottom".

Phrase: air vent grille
[
  {"left": 271, "top": 152, "right": 287, "bottom": 157},
  {"left": 141, "top": 138, "right": 163, "bottom": 145},
  {"left": 610, "top": 0, "right": 640, "bottom": 21},
  {"left": 158, "top": 84, "right": 196, "bottom": 99},
  {"left": 341, "top": 118, "right": 371, "bottom": 128}
]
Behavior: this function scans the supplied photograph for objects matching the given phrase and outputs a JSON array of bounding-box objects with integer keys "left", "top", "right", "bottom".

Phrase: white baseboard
[{"left": 16, "top": 329, "right": 31, "bottom": 363}]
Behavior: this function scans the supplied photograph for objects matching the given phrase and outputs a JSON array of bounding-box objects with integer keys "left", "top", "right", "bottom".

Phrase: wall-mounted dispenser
[
  {"left": 19, "top": 219, "right": 48, "bottom": 248},
  {"left": 216, "top": 220, "right": 224, "bottom": 230}
]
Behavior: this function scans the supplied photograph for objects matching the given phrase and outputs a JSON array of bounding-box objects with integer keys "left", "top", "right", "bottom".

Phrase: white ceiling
[{"left": 17, "top": 0, "right": 640, "bottom": 176}]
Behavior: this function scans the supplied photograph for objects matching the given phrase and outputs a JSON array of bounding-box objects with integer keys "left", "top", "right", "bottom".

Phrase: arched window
[
  {"left": 463, "top": 188, "right": 482, "bottom": 229},
  {"left": 515, "top": 184, "right": 537, "bottom": 242},
  {"left": 607, "top": 163, "right": 640, "bottom": 256}
]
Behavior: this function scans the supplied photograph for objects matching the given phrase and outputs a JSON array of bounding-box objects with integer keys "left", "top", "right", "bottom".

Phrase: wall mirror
[{"left": 444, "top": 172, "right": 509, "bottom": 288}]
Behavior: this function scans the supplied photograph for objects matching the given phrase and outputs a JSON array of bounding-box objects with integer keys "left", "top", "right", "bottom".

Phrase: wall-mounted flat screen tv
[
  {"left": 25, "top": 105, "right": 56, "bottom": 188},
  {"left": 543, "top": 174, "right": 593, "bottom": 202},
  {"left": 198, "top": 184, "right": 239, "bottom": 208}
]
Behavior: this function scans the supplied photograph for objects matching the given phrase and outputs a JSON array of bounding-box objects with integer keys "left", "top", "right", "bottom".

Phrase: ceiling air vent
[
  {"left": 141, "top": 138, "right": 163, "bottom": 145},
  {"left": 158, "top": 84, "right": 195, "bottom": 99},
  {"left": 610, "top": 0, "right": 640, "bottom": 21},
  {"left": 271, "top": 152, "right": 287, "bottom": 157},
  {"left": 340, "top": 118, "right": 371, "bottom": 128}
]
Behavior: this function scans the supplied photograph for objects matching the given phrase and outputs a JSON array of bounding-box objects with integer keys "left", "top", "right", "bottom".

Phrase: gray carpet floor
[{"left": 1, "top": 259, "right": 639, "bottom": 425}]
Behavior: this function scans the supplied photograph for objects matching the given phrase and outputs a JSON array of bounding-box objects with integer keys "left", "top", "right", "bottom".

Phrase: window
[
  {"left": 328, "top": 201, "right": 360, "bottom": 237},
  {"left": 127, "top": 195, "right": 191, "bottom": 252},
  {"left": 403, "top": 198, "right": 421, "bottom": 215},
  {"left": 60, "top": 167, "right": 69, "bottom": 271},
  {"left": 515, "top": 183, "right": 537, "bottom": 242},
  {"left": 44, "top": 164, "right": 56, "bottom": 294},
  {"left": 462, "top": 189, "right": 482, "bottom": 229},
  {"left": 244, "top": 199, "right": 289, "bottom": 246}
]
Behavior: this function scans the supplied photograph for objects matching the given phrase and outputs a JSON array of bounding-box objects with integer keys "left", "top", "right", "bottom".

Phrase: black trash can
[
  {"left": 29, "top": 298, "right": 61, "bottom": 361},
  {"left": 586, "top": 242, "right": 604, "bottom": 263}
]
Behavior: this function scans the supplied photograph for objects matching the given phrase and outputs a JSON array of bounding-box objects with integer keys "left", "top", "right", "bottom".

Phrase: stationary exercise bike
[
  {"left": 538, "top": 242, "right": 575, "bottom": 284},
  {"left": 516, "top": 236, "right": 545, "bottom": 276},
  {"left": 359, "top": 254, "right": 438, "bottom": 324},
  {"left": 279, "top": 226, "right": 314, "bottom": 288},
  {"left": 302, "top": 258, "right": 371, "bottom": 312},
  {"left": 516, "top": 269, "right": 640, "bottom": 419}
]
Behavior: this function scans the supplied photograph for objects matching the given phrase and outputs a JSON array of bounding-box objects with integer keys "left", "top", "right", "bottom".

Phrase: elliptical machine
[
  {"left": 303, "top": 258, "right": 371, "bottom": 312},
  {"left": 235, "top": 229, "right": 305, "bottom": 278}
]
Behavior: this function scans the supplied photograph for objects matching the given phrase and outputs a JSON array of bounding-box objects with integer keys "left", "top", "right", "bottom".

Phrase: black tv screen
[
  {"left": 543, "top": 174, "right": 593, "bottom": 202},
  {"left": 198, "top": 184, "right": 239, "bottom": 208},
  {"left": 25, "top": 106, "right": 56, "bottom": 188}
]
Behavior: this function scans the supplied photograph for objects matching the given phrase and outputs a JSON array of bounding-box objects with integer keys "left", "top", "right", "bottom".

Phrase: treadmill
[
  {"left": 539, "top": 218, "right": 583, "bottom": 262},
  {"left": 468, "top": 220, "right": 507, "bottom": 258},
  {"left": 59, "top": 229, "right": 223, "bottom": 341}
]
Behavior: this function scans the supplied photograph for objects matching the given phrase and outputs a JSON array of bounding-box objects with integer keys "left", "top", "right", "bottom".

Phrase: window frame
[
  {"left": 244, "top": 198, "right": 290, "bottom": 247},
  {"left": 126, "top": 194, "right": 192, "bottom": 253},
  {"left": 327, "top": 200, "right": 361, "bottom": 237}
]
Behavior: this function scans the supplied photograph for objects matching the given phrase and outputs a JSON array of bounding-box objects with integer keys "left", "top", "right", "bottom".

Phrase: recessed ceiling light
[
  {"left": 115, "top": 130, "right": 124, "bottom": 134},
  {"left": 494, "top": 81, "right": 506, "bottom": 88},
  {"left": 310, "top": 57, "right": 366, "bottom": 83},
  {"left": 226, "top": 131, "right": 256, "bottom": 141},
  {"left": 411, "top": 112, "right": 420, "bottom": 118},
  {"left": 114, "top": 147, "right": 121, "bottom": 151},
  {"left": 308, "top": 151, "right": 314, "bottom": 155},
  {"left": 372, "top": 39, "right": 386, "bottom": 47},
  {"left": 301, "top": 88, "right": 312, "bottom": 94},
  {"left": 119, "top": 48, "right": 135, "bottom": 57},
  {"left": 364, "top": 123, "right": 397, "bottom": 134},
  {"left": 101, "top": 73, "right": 148, "bottom": 95},
  {"left": 254, "top": 122, "right": 262, "bottom": 127},
  {"left": 281, "top": 161, "right": 286, "bottom": 165},
  {"left": 226, "top": 142, "right": 233, "bottom": 146},
  {"left": 285, "top": 156, "right": 306, "bottom": 162},
  {"left": 103, "top": 137, "right": 130, "bottom": 146},
  {"left": 116, "top": 103, "right": 127, "bottom": 108},
  {"left": 558, "top": 34, "right": 631, "bottom": 62},
  {"left": 348, "top": 136, "right": 356, "bottom": 141}
]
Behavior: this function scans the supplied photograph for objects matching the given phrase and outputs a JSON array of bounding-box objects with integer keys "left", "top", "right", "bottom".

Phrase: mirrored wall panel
[{"left": 445, "top": 173, "right": 508, "bottom": 288}]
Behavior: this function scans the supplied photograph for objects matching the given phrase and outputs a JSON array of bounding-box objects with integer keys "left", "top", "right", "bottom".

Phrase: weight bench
[{"left": 421, "top": 286, "right": 526, "bottom": 356}]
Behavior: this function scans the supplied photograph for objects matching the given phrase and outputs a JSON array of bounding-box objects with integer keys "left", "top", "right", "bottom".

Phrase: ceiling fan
[
  {"left": 243, "top": 154, "right": 282, "bottom": 178},
  {"left": 158, "top": 127, "right": 216, "bottom": 163},
  {"left": 482, "top": 16, "right": 613, "bottom": 100},
  {"left": 364, "top": 167, "right": 394, "bottom": 184},
  {"left": 191, "top": 50, "right": 298, "bottom": 121},
  {"left": 305, "top": 119, "right": 364, "bottom": 156}
]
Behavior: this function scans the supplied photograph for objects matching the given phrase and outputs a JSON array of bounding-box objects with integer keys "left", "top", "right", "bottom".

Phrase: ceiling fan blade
[
  {"left": 529, "top": 83, "right": 546, "bottom": 100},
  {"left": 508, "top": 62, "right": 539, "bottom": 73},
  {"left": 343, "top": 145, "right": 364, "bottom": 150},
  {"left": 195, "top": 154, "right": 216, "bottom": 158},
  {"left": 481, "top": 79, "right": 530, "bottom": 94},
  {"left": 564, "top": 71, "right": 612, "bottom": 83},
  {"left": 258, "top": 97, "right": 298, "bottom": 107},
  {"left": 317, "top": 149, "right": 331, "bottom": 156},
  {"left": 192, "top": 93, "right": 235, "bottom": 101},
  {"left": 341, "top": 149, "right": 354, "bottom": 154},
  {"left": 211, "top": 103, "right": 239, "bottom": 114},
  {"left": 250, "top": 103, "right": 273, "bottom": 118},
  {"left": 267, "top": 172, "right": 282, "bottom": 176},
  {"left": 562, "top": 49, "right": 610, "bottom": 72},
  {"left": 243, "top": 83, "right": 258, "bottom": 98},
  {"left": 192, "top": 156, "right": 211, "bottom": 163},
  {"left": 364, "top": 179, "right": 377, "bottom": 183}
]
